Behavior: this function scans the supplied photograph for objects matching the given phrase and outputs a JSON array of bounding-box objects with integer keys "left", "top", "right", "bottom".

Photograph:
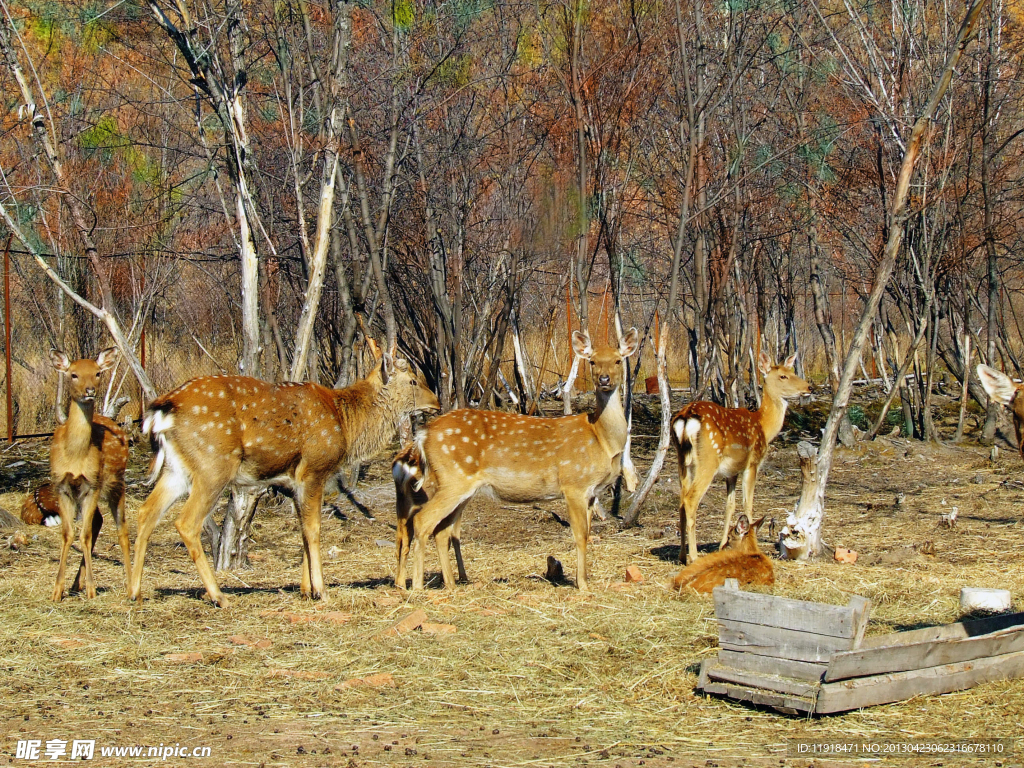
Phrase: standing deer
[
  {"left": 671, "top": 352, "right": 809, "bottom": 565},
  {"left": 127, "top": 349, "right": 439, "bottom": 606},
  {"left": 671, "top": 514, "right": 773, "bottom": 593},
  {"left": 392, "top": 443, "right": 466, "bottom": 589},
  {"left": 977, "top": 365, "right": 1024, "bottom": 458},
  {"left": 405, "top": 328, "right": 639, "bottom": 592},
  {"left": 48, "top": 348, "right": 131, "bottom": 601}
]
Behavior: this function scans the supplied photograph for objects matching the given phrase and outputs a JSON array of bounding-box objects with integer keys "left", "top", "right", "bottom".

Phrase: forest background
[{"left": 0, "top": 0, "right": 1021, "bottom": 449}]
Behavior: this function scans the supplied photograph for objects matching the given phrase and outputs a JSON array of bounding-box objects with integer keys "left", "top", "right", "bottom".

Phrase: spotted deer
[
  {"left": 977, "top": 365, "right": 1024, "bottom": 458},
  {"left": 671, "top": 352, "right": 810, "bottom": 565},
  {"left": 21, "top": 482, "right": 61, "bottom": 527},
  {"left": 127, "top": 349, "right": 439, "bottom": 606},
  {"left": 392, "top": 444, "right": 465, "bottom": 589},
  {"left": 48, "top": 348, "right": 131, "bottom": 601},
  {"left": 671, "top": 514, "right": 774, "bottom": 593},
  {"left": 405, "top": 328, "right": 639, "bottom": 592}
]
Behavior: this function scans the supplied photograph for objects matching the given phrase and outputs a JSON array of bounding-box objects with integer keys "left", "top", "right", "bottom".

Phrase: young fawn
[
  {"left": 404, "top": 328, "right": 639, "bottom": 592},
  {"left": 48, "top": 348, "right": 130, "bottom": 601},
  {"left": 977, "top": 364, "right": 1024, "bottom": 458},
  {"left": 671, "top": 514, "right": 773, "bottom": 593},
  {"left": 392, "top": 443, "right": 466, "bottom": 589},
  {"left": 128, "top": 350, "right": 439, "bottom": 607},
  {"left": 671, "top": 352, "right": 809, "bottom": 565}
]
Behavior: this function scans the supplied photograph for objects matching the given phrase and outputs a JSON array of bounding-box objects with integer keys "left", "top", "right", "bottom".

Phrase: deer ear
[
  {"left": 757, "top": 350, "right": 771, "bottom": 375},
  {"left": 619, "top": 327, "right": 640, "bottom": 358},
  {"left": 978, "top": 364, "right": 1018, "bottom": 406},
  {"left": 49, "top": 349, "right": 70, "bottom": 373},
  {"left": 784, "top": 353, "right": 797, "bottom": 370},
  {"left": 751, "top": 515, "right": 767, "bottom": 532},
  {"left": 734, "top": 515, "right": 750, "bottom": 536},
  {"left": 96, "top": 347, "right": 119, "bottom": 372},
  {"left": 571, "top": 331, "right": 593, "bottom": 359}
]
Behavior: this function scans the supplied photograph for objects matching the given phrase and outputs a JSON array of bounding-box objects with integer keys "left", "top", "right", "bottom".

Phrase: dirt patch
[{"left": 1, "top": 429, "right": 1023, "bottom": 767}]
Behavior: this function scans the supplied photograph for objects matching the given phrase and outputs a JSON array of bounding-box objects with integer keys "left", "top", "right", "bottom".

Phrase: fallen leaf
[
  {"left": 335, "top": 672, "right": 396, "bottom": 691},
  {"left": 266, "top": 668, "right": 330, "bottom": 680},
  {"left": 380, "top": 609, "right": 428, "bottom": 637},
  {"left": 420, "top": 622, "right": 456, "bottom": 635},
  {"left": 163, "top": 652, "right": 204, "bottom": 664}
]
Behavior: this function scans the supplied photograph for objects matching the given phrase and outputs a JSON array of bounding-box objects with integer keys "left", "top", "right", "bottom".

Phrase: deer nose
[
  {"left": 598, "top": 374, "right": 611, "bottom": 387},
  {"left": 85, "top": 386, "right": 96, "bottom": 397}
]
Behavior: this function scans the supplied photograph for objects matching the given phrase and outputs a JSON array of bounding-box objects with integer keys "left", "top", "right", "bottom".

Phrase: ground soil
[{"left": 1, "top": 399, "right": 1023, "bottom": 768}]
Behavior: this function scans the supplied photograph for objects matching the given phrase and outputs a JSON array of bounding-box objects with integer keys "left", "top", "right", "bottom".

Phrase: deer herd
[{"left": 28, "top": 332, "right": 1023, "bottom": 606}]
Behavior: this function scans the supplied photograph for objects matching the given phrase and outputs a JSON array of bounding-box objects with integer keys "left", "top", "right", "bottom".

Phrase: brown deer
[
  {"left": 671, "top": 514, "right": 773, "bottom": 593},
  {"left": 671, "top": 352, "right": 809, "bottom": 565},
  {"left": 48, "top": 348, "right": 131, "bottom": 601},
  {"left": 127, "top": 348, "right": 440, "bottom": 606},
  {"left": 405, "top": 328, "right": 639, "bottom": 592},
  {"left": 977, "top": 364, "right": 1024, "bottom": 458},
  {"left": 21, "top": 482, "right": 61, "bottom": 527},
  {"left": 392, "top": 443, "right": 466, "bottom": 589}
]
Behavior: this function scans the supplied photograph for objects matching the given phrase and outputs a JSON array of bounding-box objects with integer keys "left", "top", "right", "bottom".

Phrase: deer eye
[
  {"left": 71, "top": 374, "right": 78, "bottom": 380},
  {"left": 780, "top": 375, "right": 788, "bottom": 379}
]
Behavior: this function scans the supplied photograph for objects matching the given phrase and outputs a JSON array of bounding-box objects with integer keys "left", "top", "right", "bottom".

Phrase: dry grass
[{"left": 1, "top": 427, "right": 1023, "bottom": 767}]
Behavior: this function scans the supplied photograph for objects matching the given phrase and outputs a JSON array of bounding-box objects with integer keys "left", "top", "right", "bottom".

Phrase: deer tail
[
  {"left": 671, "top": 413, "right": 701, "bottom": 468},
  {"left": 142, "top": 403, "right": 176, "bottom": 485}
]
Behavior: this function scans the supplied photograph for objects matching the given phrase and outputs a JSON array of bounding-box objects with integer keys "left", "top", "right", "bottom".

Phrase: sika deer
[
  {"left": 128, "top": 349, "right": 439, "bottom": 606},
  {"left": 406, "top": 328, "right": 639, "bottom": 592},
  {"left": 48, "top": 348, "right": 131, "bottom": 601},
  {"left": 671, "top": 352, "right": 809, "bottom": 565},
  {"left": 392, "top": 444, "right": 465, "bottom": 589},
  {"left": 671, "top": 514, "right": 773, "bottom": 594},
  {"left": 21, "top": 482, "right": 61, "bottom": 527},
  {"left": 977, "top": 364, "right": 1024, "bottom": 458}
]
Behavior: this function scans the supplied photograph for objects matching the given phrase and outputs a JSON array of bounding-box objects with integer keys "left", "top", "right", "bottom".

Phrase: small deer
[
  {"left": 48, "top": 348, "right": 131, "bottom": 601},
  {"left": 21, "top": 482, "right": 61, "bottom": 527},
  {"left": 392, "top": 443, "right": 466, "bottom": 589},
  {"left": 128, "top": 348, "right": 440, "bottom": 606},
  {"left": 671, "top": 352, "right": 809, "bottom": 565},
  {"left": 977, "top": 364, "right": 1024, "bottom": 458},
  {"left": 405, "top": 328, "right": 639, "bottom": 592},
  {"left": 671, "top": 514, "right": 773, "bottom": 593}
]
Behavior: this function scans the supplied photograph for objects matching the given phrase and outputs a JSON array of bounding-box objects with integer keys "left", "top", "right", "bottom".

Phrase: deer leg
[
  {"left": 720, "top": 476, "right": 738, "bottom": 550},
  {"left": 72, "top": 493, "right": 102, "bottom": 598},
  {"left": 564, "top": 492, "right": 590, "bottom": 591},
  {"left": 128, "top": 473, "right": 187, "bottom": 603},
  {"left": 296, "top": 482, "right": 327, "bottom": 601},
  {"left": 110, "top": 487, "right": 132, "bottom": 592},
  {"left": 394, "top": 486, "right": 416, "bottom": 590},
  {"left": 741, "top": 463, "right": 758, "bottom": 521},
  {"left": 680, "top": 461, "right": 716, "bottom": 566},
  {"left": 432, "top": 526, "right": 458, "bottom": 589},
  {"left": 450, "top": 500, "right": 469, "bottom": 583},
  {"left": 173, "top": 479, "right": 228, "bottom": 607},
  {"left": 411, "top": 489, "right": 473, "bottom": 591},
  {"left": 51, "top": 486, "right": 77, "bottom": 602}
]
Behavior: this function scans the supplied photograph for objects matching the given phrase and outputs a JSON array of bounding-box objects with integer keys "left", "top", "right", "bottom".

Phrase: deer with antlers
[
  {"left": 48, "top": 348, "right": 131, "bottom": 601},
  {"left": 127, "top": 346, "right": 439, "bottom": 606},
  {"left": 671, "top": 352, "right": 810, "bottom": 565},
  {"left": 977, "top": 365, "right": 1024, "bottom": 458},
  {"left": 402, "top": 328, "right": 639, "bottom": 592},
  {"left": 671, "top": 514, "right": 774, "bottom": 594}
]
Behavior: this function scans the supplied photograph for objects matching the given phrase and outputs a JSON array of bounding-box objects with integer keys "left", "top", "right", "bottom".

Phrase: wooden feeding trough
[{"left": 698, "top": 579, "right": 1024, "bottom": 714}]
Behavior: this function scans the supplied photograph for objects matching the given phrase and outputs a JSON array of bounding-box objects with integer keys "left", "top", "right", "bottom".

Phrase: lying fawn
[
  {"left": 671, "top": 352, "right": 809, "bottom": 565},
  {"left": 405, "top": 328, "right": 639, "bottom": 592},
  {"left": 977, "top": 364, "right": 1024, "bottom": 458},
  {"left": 21, "top": 482, "right": 61, "bottom": 527},
  {"left": 128, "top": 349, "right": 439, "bottom": 606},
  {"left": 671, "top": 514, "right": 773, "bottom": 593},
  {"left": 392, "top": 444, "right": 466, "bottom": 589},
  {"left": 48, "top": 348, "right": 131, "bottom": 601}
]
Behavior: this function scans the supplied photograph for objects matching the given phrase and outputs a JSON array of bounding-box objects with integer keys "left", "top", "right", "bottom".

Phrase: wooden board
[
  {"left": 716, "top": 649, "right": 827, "bottom": 683},
  {"left": 702, "top": 662, "right": 821, "bottom": 698},
  {"left": 826, "top": 623, "right": 1024, "bottom": 682},
  {"left": 857, "top": 611, "right": 1024, "bottom": 650},
  {"left": 698, "top": 662, "right": 816, "bottom": 715},
  {"left": 815, "top": 648, "right": 1024, "bottom": 714},
  {"left": 713, "top": 582, "right": 870, "bottom": 640},
  {"left": 718, "top": 619, "right": 858, "bottom": 663}
]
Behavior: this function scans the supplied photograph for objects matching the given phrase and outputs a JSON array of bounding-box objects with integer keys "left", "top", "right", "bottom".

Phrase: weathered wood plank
[
  {"left": 815, "top": 648, "right": 1024, "bottom": 713},
  {"left": 700, "top": 678, "right": 816, "bottom": 714},
  {"left": 713, "top": 583, "right": 871, "bottom": 640},
  {"left": 717, "top": 649, "right": 827, "bottom": 683},
  {"left": 826, "top": 623, "right": 1024, "bottom": 681},
  {"left": 857, "top": 611, "right": 1024, "bottom": 650},
  {"left": 703, "top": 663, "right": 821, "bottom": 697},
  {"left": 718, "top": 619, "right": 858, "bottom": 663}
]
